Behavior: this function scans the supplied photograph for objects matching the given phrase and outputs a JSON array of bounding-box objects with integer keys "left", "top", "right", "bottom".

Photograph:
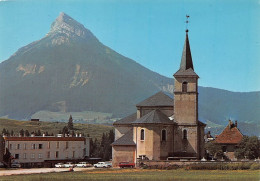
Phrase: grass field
[
  {"left": 0, "top": 118, "right": 112, "bottom": 140},
  {"left": 1, "top": 169, "right": 259, "bottom": 181}
]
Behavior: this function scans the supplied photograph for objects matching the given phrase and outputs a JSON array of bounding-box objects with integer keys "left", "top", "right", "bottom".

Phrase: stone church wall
[
  {"left": 112, "top": 146, "right": 135, "bottom": 167},
  {"left": 134, "top": 125, "right": 174, "bottom": 160},
  {"left": 173, "top": 125, "right": 198, "bottom": 157}
]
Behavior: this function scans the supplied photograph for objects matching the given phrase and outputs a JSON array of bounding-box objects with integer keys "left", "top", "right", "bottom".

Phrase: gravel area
[{"left": 0, "top": 167, "right": 94, "bottom": 176}]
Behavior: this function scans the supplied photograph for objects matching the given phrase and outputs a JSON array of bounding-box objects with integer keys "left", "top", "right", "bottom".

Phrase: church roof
[
  {"left": 180, "top": 32, "right": 193, "bottom": 70},
  {"left": 174, "top": 31, "right": 198, "bottom": 77},
  {"left": 113, "top": 113, "right": 137, "bottom": 125},
  {"left": 136, "top": 91, "right": 173, "bottom": 107},
  {"left": 133, "top": 109, "right": 174, "bottom": 124},
  {"left": 111, "top": 129, "right": 136, "bottom": 146},
  {"left": 198, "top": 120, "right": 207, "bottom": 127},
  {"left": 215, "top": 121, "right": 243, "bottom": 144},
  {"left": 174, "top": 68, "right": 198, "bottom": 77}
]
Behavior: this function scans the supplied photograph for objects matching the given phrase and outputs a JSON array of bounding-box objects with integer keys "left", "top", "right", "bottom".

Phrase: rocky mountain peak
[{"left": 47, "top": 12, "right": 97, "bottom": 42}]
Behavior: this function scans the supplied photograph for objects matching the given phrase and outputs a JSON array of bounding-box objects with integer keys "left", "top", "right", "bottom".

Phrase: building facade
[
  {"left": 3, "top": 135, "right": 90, "bottom": 167},
  {"left": 112, "top": 30, "right": 206, "bottom": 167}
]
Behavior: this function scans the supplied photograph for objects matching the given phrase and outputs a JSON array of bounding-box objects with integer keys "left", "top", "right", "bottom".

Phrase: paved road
[{"left": 0, "top": 167, "right": 94, "bottom": 176}]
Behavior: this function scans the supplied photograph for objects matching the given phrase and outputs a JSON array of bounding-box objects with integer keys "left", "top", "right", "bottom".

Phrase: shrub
[
  {"left": 185, "top": 162, "right": 257, "bottom": 170},
  {"left": 166, "top": 164, "right": 181, "bottom": 170},
  {"left": 250, "top": 163, "right": 260, "bottom": 170}
]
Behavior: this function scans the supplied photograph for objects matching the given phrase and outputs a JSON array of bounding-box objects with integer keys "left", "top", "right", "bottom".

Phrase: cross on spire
[{"left": 186, "top": 15, "right": 190, "bottom": 33}]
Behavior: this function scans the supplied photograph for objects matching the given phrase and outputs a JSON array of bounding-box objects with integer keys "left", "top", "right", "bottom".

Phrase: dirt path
[{"left": 0, "top": 167, "right": 94, "bottom": 176}]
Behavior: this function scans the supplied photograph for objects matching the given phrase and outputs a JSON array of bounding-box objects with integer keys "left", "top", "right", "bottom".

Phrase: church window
[
  {"left": 140, "top": 129, "right": 145, "bottom": 141},
  {"left": 183, "top": 129, "right": 187, "bottom": 140},
  {"left": 162, "top": 129, "right": 167, "bottom": 141},
  {"left": 182, "top": 82, "right": 188, "bottom": 92}
]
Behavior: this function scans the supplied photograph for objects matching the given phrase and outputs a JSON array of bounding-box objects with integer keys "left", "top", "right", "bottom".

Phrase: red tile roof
[
  {"left": 4, "top": 136, "right": 85, "bottom": 141},
  {"left": 215, "top": 121, "right": 243, "bottom": 144}
]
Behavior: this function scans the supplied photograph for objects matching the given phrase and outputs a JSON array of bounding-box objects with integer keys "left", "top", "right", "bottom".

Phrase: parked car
[
  {"left": 11, "top": 162, "right": 21, "bottom": 168},
  {"left": 76, "top": 162, "right": 92, "bottom": 168},
  {"left": 64, "top": 162, "right": 75, "bottom": 168},
  {"left": 119, "top": 162, "right": 135, "bottom": 168},
  {"left": 55, "top": 163, "right": 65, "bottom": 168},
  {"left": 94, "top": 162, "right": 112, "bottom": 168}
]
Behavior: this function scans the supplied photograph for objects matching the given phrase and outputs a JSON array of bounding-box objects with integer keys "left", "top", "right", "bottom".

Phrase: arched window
[
  {"left": 182, "top": 82, "right": 188, "bottom": 92},
  {"left": 162, "top": 129, "right": 167, "bottom": 141},
  {"left": 183, "top": 129, "right": 187, "bottom": 140},
  {"left": 140, "top": 129, "right": 145, "bottom": 141}
]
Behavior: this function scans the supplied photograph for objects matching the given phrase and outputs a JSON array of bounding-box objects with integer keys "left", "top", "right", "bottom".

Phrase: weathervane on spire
[{"left": 186, "top": 15, "right": 190, "bottom": 33}]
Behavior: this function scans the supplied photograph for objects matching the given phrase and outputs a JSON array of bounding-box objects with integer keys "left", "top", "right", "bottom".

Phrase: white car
[
  {"left": 94, "top": 162, "right": 112, "bottom": 168},
  {"left": 11, "top": 162, "right": 21, "bottom": 168},
  {"left": 64, "top": 162, "right": 75, "bottom": 168},
  {"left": 76, "top": 162, "right": 92, "bottom": 168},
  {"left": 55, "top": 163, "right": 65, "bottom": 168}
]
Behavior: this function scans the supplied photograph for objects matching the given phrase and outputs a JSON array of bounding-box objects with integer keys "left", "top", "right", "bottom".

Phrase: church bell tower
[
  {"left": 173, "top": 29, "right": 199, "bottom": 125},
  {"left": 173, "top": 18, "right": 203, "bottom": 159}
]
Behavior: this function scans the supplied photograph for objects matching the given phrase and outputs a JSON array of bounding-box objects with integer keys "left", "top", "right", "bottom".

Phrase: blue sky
[{"left": 0, "top": 0, "right": 259, "bottom": 92}]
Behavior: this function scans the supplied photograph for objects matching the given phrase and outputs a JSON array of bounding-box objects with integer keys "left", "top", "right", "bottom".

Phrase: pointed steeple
[
  {"left": 174, "top": 29, "right": 198, "bottom": 77},
  {"left": 180, "top": 30, "right": 194, "bottom": 70}
]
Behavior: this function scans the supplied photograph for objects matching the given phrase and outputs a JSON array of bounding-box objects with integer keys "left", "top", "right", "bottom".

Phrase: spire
[
  {"left": 180, "top": 30, "right": 194, "bottom": 70},
  {"left": 173, "top": 15, "right": 198, "bottom": 77}
]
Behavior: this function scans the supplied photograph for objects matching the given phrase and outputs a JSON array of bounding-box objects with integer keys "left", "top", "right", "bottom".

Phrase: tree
[
  {"left": 62, "top": 126, "right": 69, "bottom": 136},
  {"left": 3, "top": 148, "right": 12, "bottom": 168},
  {"left": 25, "top": 130, "right": 30, "bottom": 137},
  {"left": 36, "top": 129, "right": 41, "bottom": 136},
  {"left": 68, "top": 115, "right": 74, "bottom": 130},
  {"left": 10, "top": 130, "right": 14, "bottom": 136},
  {"left": 235, "top": 136, "right": 260, "bottom": 159},
  {"left": 2, "top": 128, "right": 7, "bottom": 135},
  {"left": 19, "top": 129, "right": 24, "bottom": 137},
  {"left": 205, "top": 142, "right": 223, "bottom": 159},
  {"left": 71, "top": 130, "right": 75, "bottom": 137}
]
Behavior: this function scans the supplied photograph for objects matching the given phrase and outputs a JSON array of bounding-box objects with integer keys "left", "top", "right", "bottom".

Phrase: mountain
[
  {"left": 0, "top": 12, "right": 172, "bottom": 118},
  {"left": 0, "top": 12, "right": 259, "bottom": 135}
]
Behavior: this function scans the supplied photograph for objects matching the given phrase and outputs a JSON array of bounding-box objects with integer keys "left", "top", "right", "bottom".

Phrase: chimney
[
  {"left": 229, "top": 120, "right": 232, "bottom": 129},
  {"left": 31, "top": 133, "right": 35, "bottom": 137},
  {"left": 43, "top": 133, "right": 45, "bottom": 137},
  {"left": 235, "top": 121, "right": 237, "bottom": 127},
  {"left": 75, "top": 133, "right": 78, "bottom": 137},
  {"left": 79, "top": 133, "right": 82, "bottom": 137}
]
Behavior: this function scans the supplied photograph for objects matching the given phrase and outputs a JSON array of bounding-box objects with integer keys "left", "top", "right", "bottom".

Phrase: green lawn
[{"left": 1, "top": 169, "right": 259, "bottom": 181}]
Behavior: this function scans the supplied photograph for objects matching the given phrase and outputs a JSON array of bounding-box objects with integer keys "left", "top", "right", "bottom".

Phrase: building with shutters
[{"left": 3, "top": 135, "right": 90, "bottom": 167}]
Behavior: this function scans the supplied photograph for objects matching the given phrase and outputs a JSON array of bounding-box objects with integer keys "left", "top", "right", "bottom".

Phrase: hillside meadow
[
  {"left": 0, "top": 169, "right": 259, "bottom": 181},
  {"left": 0, "top": 118, "right": 112, "bottom": 140}
]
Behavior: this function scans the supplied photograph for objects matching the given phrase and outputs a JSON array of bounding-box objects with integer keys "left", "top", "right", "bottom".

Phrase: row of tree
[
  {"left": 2, "top": 128, "right": 51, "bottom": 137},
  {"left": 90, "top": 130, "right": 114, "bottom": 161}
]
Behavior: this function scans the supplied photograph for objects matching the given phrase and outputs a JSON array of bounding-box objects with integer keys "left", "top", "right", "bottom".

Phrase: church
[{"left": 112, "top": 29, "right": 206, "bottom": 167}]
